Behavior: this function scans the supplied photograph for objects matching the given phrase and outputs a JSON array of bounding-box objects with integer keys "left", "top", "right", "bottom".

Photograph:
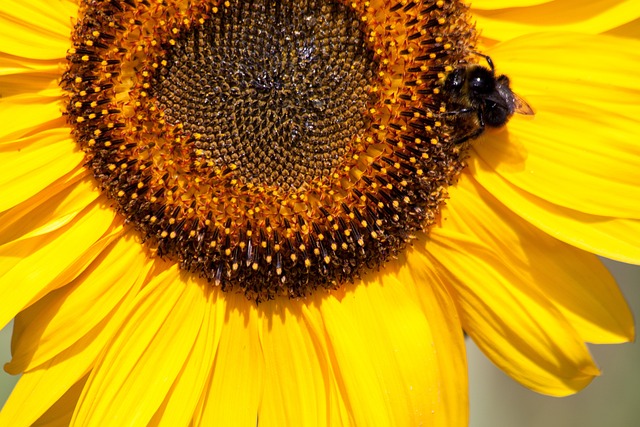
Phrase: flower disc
[{"left": 63, "top": 0, "right": 476, "bottom": 301}]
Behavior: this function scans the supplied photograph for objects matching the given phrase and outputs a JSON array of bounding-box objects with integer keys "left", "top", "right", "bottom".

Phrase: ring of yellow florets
[{"left": 63, "top": 0, "right": 476, "bottom": 301}]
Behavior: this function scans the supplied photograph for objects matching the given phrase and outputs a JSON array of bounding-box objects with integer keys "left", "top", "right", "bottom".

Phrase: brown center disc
[
  {"left": 154, "top": 1, "right": 376, "bottom": 190},
  {"left": 63, "top": 0, "right": 477, "bottom": 301}
]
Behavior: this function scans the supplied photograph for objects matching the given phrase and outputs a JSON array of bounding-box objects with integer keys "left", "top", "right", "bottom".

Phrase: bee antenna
[{"left": 470, "top": 51, "right": 495, "bottom": 73}]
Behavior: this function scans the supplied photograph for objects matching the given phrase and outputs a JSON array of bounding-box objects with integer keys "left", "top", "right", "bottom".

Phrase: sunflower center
[
  {"left": 63, "top": 0, "right": 476, "bottom": 302},
  {"left": 154, "top": 1, "right": 375, "bottom": 190}
]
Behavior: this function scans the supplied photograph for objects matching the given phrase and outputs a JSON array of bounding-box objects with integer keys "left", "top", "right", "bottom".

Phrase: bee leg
[
  {"left": 441, "top": 107, "right": 474, "bottom": 117},
  {"left": 471, "top": 51, "right": 495, "bottom": 72},
  {"left": 451, "top": 110, "right": 486, "bottom": 145},
  {"left": 452, "top": 126, "right": 485, "bottom": 145},
  {"left": 476, "top": 108, "right": 485, "bottom": 128}
]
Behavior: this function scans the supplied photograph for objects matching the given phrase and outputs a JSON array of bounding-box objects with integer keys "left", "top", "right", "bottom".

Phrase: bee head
[
  {"left": 442, "top": 64, "right": 497, "bottom": 103},
  {"left": 466, "top": 65, "right": 496, "bottom": 96}
]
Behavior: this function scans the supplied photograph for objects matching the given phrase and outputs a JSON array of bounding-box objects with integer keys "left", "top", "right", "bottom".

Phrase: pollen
[{"left": 62, "top": 0, "right": 476, "bottom": 302}]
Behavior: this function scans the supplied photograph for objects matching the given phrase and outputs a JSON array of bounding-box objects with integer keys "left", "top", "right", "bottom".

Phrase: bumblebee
[{"left": 441, "top": 54, "right": 534, "bottom": 144}]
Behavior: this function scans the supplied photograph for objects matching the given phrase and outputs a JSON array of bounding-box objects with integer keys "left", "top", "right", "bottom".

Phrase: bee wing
[
  {"left": 495, "top": 80, "right": 535, "bottom": 117},
  {"left": 511, "top": 92, "right": 535, "bottom": 116}
]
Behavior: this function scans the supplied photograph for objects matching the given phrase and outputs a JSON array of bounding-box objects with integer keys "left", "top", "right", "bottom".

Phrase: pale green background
[{"left": 1, "top": 260, "right": 639, "bottom": 426}]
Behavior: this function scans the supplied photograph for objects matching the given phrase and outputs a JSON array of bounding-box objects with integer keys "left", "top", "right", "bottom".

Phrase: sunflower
[{"left": 1, "top": 0, "right": 638, "bottom": 425}]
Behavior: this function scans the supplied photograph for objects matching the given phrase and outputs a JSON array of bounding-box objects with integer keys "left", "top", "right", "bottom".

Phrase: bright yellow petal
[
  {"left": 257, "top": 299, "right": 330, "bottom": 426},
  {"left": 429, "top": 179, "right": 604, "bottom": 396},
  {"left": 1, "top": 353, "right": 90, "bottom": 427},
  {"left": 300, "top": 303, "right": 355, "bottom": 426},
  {"left": 0, "top": 172, "right": 94, "bottom": 246},
  {"left": 148, "top": 278, "right": 221, "bottom": 427},
  {"left": 1, "top": 252, "right": 149, "bottom": 426},
  {"left": 72, "top": 264, "right": 207, "bottom": 426},
  {"left": 8, "top": 236, "right": 149, "bottom": 372},
  {"left": 316, "top": 265, "right": 468, "bottom": 426},
  {"left": 473, "top": 36, "right": 640, "bottom": 220},
  {"left": 0, "top": 54, "right": 60, "bottom": 98},
  {"left": 403, "top": 253, "right": 470, "bottom": 426},
  {"left": 427, "top": 240, "right": 599, "bottom": 395},
  {"left": 0, "top": 95, "right": 63, "bottom": 141},
  {"left": 0, "top": 53, "right": 63, "bottom": 71},
  {"left": 0, "top": 130, "right": 84, "bottom": 211},
  {"left": 473, "top": 97, "right": 640, "bottom": 219},
  {"left": 488, "top": 33, "right": 640, "bottom": 115},
  {"left": 473, "top": 1, "right": 640, "bottom": 42},
  {"left": 194, "top": 293, "right": 263, "bottom": 427},
  {"left": 469, "top": 154, "right": 640, "bottom": 265},
  {"left": 0, "top": 0, "right": 76, "bottom": 60},
  {"left": 0, "top": 201, "right": 118, "bottom": 330},
  {"left": 444, "top": 175, "right": 634, "bottom": 344},
  {"left": 605, "top": 17, "right": 640, "bottom": 39},
  {"left": 32, "top": 377, "right": 87, "bottom": 427}
]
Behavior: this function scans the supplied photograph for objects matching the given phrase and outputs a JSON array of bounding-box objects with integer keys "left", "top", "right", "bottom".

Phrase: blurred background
[{"left": 1, "top": 260, "right": 638, "bottom": 425}]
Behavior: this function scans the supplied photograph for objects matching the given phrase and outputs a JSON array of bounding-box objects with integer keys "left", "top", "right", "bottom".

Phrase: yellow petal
[
  {"left": 429, "top": 179, "right": 603, "bottom": 396},
  {"left": 0, "top": 52, "right": 62, "bottom": 73},
  {"left": 148, "top": 279, "right": 221, "bottom": 427},
  {"left": 445, "top": 175, "right": 634, "bottom": 344},
  {"left": 469, "top": 155, "right": 640, "bottom": 265},
  {"left": 1, "top": 253, "right": 149, "bottom": 426},
  {"left": 429, "top": 239, "right": 599, "bottom": 395},
  {"left": 194, "top": 293, "right": 263, "bottom": 427},
  {"left": 403, "top": 253, "right": 470, "bottom": 426},
  {"left": 0, "top": 0, "right": 76, "bottom": 59},
  {"left": 317, "top": 265, "right": 468, "bottom": 426},
  {"left": 32, "top": 377, "right": 87, "bottom": 427},
  {"left": 1, "top": 373, "right": 86, "bottom": 427},
  {"left": 72, "top": 265, "right": 207, "bottom": 426},
  {"left": 473, "top": 96, "right": 640, "bottom": 219},
  {"left": 4, "top": 336, "right": 94, "bottom": 425},
  {"left": 0, "top": 130, "right": 84, "bottom": 212},
  {"left": 8, "top": 236, "right": 149, "bottom": 371},
  {"left": 473, "top": 1, "right": 640, "bottom": 42},
  {"left": 0, "top": 54, "right": 60, "bottom": 98},
  {"left": 257, "top": 299, "right": 330, "bottom": 426},
  {"left": 488, "top": 33, "right": 640, "bottom": 114},
  {"left": 300, "top": 303, "right": 355, "bottom": 426},
  {"left": 605, "top": 17, "right": 640, "bottom": 39},
  {"left": 1, "top": 355, "right": 88, "bottom": 427},
  {"left": 0, "top": 172, "right": 94, "bottom": 246},
  {"left": 0, "top": 95, "right": 63, "bottom": 141},
  {"left": 0, "top": 200, "right": 117, "bottom": 330}
]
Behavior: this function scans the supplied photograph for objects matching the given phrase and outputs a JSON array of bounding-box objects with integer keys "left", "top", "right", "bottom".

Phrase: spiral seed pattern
[
  {"left": 63, "top": 0, "right": 477, "bottom": 301},
  {"left": 154, "top": 0, "right": 375, "bottom": 189}
]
